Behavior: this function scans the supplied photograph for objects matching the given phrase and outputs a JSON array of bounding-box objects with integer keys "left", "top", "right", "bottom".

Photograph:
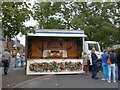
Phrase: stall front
[{"left": 25, "top": 29, "right": 86, "bottom": 75}]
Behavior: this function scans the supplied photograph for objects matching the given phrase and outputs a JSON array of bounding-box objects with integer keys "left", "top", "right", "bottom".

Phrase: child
[{"left": 83, "top": 55, "right": 90, "bottom": 75}]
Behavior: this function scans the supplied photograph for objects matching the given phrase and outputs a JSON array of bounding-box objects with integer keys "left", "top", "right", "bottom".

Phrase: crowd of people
[
  {"left": 83, "top": 47, "right": 120, "bottom": 83},
  {"left": 101, "top": 49, "right": 118, "bottom": 83}
]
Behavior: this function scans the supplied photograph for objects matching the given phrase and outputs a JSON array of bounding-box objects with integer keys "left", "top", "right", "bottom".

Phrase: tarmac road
[
  {"left": 2, "top": 58, "right": 45, "bottom": 88},
  {"left": 2, "top": 58, "right": 119, "bottom": 89},
  {"left": 13, "top": 72, "right": 118, "bottom": 88},
  {"left": 0, "top": 67, "right": 2, "bottom": 90}
]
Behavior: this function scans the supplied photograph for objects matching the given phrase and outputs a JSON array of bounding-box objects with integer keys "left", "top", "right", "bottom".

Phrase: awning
[{"left": 28, "top": 29, "right": 86, "bottom": 37}]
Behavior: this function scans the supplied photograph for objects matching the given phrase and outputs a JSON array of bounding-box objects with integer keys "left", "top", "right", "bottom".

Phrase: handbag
[{"left": 107, "top": 55, "right": 111, "bottom": 64}]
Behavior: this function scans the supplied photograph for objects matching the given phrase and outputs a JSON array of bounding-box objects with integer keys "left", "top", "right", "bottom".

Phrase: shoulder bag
[{"left": 107, "top": 55, "right": 112, "bottom": 64}]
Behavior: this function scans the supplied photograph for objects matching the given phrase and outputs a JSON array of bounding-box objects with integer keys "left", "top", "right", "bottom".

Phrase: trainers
[
  {"left": 101, "top": 78, "right": 106, "bottom": 81},
  {"left": 113, "top": 80, "right": 116, "bottom": 83},
  {"left": 94, "top": 77, "right": 98, "bottom": 79},
  {"left": 106, "top": 78, "right": 108, "bottom": 81},
  {"left": 108, "top": 80, "right": 111, "bottom": 83}
]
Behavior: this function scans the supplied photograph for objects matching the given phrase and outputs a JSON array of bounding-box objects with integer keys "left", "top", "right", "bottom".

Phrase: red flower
[
  {"left": 38, "top": 63, "right": 43, "bottom": 67},
  {"left": 70, "top": 66, "right": 74, "bottom": 69},
  {"left": 29, "top": 64, "right": 34, "bottom": 71},
  {"left": 60, "top": 65, "right": 64, "bottom": 70},
  {"left": 45, "top": 66, "right": 49, "bottom": 70},
  {"left": 76, "top": 62, "right": 81, "bottom": 65},
  {"left": 65, "top": 61, "right": 69, "bottom": 65},
  {"left": 52, "top": 61, "right": 57, "bottom": 65}
]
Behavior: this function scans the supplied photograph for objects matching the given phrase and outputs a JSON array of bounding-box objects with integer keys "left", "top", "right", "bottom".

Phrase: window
[{"left": 88, "top": 44, "right": 99, "bottom": 51}]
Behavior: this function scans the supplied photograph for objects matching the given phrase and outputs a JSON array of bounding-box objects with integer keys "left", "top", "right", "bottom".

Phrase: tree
[
  {"left": 113, "top": 2, "right": 120, "bottom": 44},
  {"left": 0, "top": 2, "right": 2, "bottom": 38},
  {"left": 2, "top": 2, "right": 35, "bottom": 38},
  {"left": 70, "top": 2, "right": 119, "bottom": 48},
  {"left": 33, "top": 2, "right": 120, "bottom": 48},
  {"left": 33, "top": 2, "right": 66, "bottom": 29}
]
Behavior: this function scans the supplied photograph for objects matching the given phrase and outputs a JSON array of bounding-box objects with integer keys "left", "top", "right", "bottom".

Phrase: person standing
[
  {"left": 12, "top": 47, "right": 17, "bottom": 68},
  {"left": 2, "top": 49, "right": 11, "bottom": 75},
  {"left": 12, "top": 47, "right": 17, "bottom": 58},
  {"left": 108, "top": 50, "right": 117, "bottom": 83},
  {"left": 19, "top": 48, "right": 24, "bottom": 67},
  {"left": 101, "top": 50, "right": 108, "bottom": 81},
  {"left": 83, "top": 55, "right": 90, "bottom": 75},
  {"left": 91, "top": 48, "right": 98, "bottom": 79},
  {"left": 117, "top": 49, "right": 120, "bottom": 80}
]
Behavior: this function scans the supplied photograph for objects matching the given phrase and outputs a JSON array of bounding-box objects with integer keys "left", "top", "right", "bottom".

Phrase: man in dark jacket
[
  {"left": 117, "top": 49, "right": 120, "bottom": 80},
  {"left": 91, "top": 48, "right": 98, "bottom": 79}
]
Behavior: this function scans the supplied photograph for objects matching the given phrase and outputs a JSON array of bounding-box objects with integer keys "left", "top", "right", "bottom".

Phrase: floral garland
[{"left": 29, "top": 61, "right": 82, "bottom": 72}]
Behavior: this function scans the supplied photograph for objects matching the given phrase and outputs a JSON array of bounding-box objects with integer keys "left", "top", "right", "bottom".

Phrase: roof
[
  {"left": 28, "top": 29, "right": 86, "bottom": 37},
  {"left": 84, "top": 41, "right": 99, "bottom": 44}
]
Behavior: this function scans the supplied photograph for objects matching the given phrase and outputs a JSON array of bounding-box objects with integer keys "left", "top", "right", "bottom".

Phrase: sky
[
  {"left": 17, "top": 0, "right": 37, "bottom": 46},
  {"left": 17, "top": 17, "right": 37, "bottom": 46}
]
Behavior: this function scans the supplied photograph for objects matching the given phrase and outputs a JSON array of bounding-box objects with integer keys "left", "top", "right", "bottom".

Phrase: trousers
[
  {"left": 2, "top": 60, "right": 9, "bottom": 75},
  {"left": 108, "top": 64, "right": 116, "bottom": 81},
  {"left": 102, "top": 63, "right": 108, "bottom": 80},
  {"left": 118, "top": 64, "right": 120, "bottom": 80},
  {"left": 92, "top": 62, "right": 98, "bottom": 78}
]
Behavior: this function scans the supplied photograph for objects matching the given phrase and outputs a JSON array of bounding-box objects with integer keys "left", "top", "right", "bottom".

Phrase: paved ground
[
  {"left": 0, "top": 68, "right": 2, "bottom": 90},
  {"left": 2, "top": 59, "right": 46, "bottom": 88},
  {"left": 13, "top": 72, "right": 118, "bottom": 88},
  {"left": 1, "top": 58, "right": 120, "bottom": 89}
]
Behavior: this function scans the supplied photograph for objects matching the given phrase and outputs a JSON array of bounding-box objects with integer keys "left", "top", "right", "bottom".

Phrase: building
[{"left": 5, "top": 38, "right": 25, "bottom": 55}]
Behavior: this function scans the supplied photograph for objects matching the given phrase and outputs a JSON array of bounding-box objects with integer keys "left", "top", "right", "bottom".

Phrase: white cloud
[
  {"left": 24, "top": 17, "right": 37, "bottom": 27},
  {"left": 19, "top": 17, "right": 37, "bottom": 46},
  {"left": 17, "top": 33, "right": 25, "bottom": 46}
]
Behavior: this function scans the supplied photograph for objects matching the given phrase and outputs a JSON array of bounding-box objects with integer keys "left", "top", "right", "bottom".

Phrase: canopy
[{"left": 28, "top": 29, "right": 86, "bottom": 37}]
